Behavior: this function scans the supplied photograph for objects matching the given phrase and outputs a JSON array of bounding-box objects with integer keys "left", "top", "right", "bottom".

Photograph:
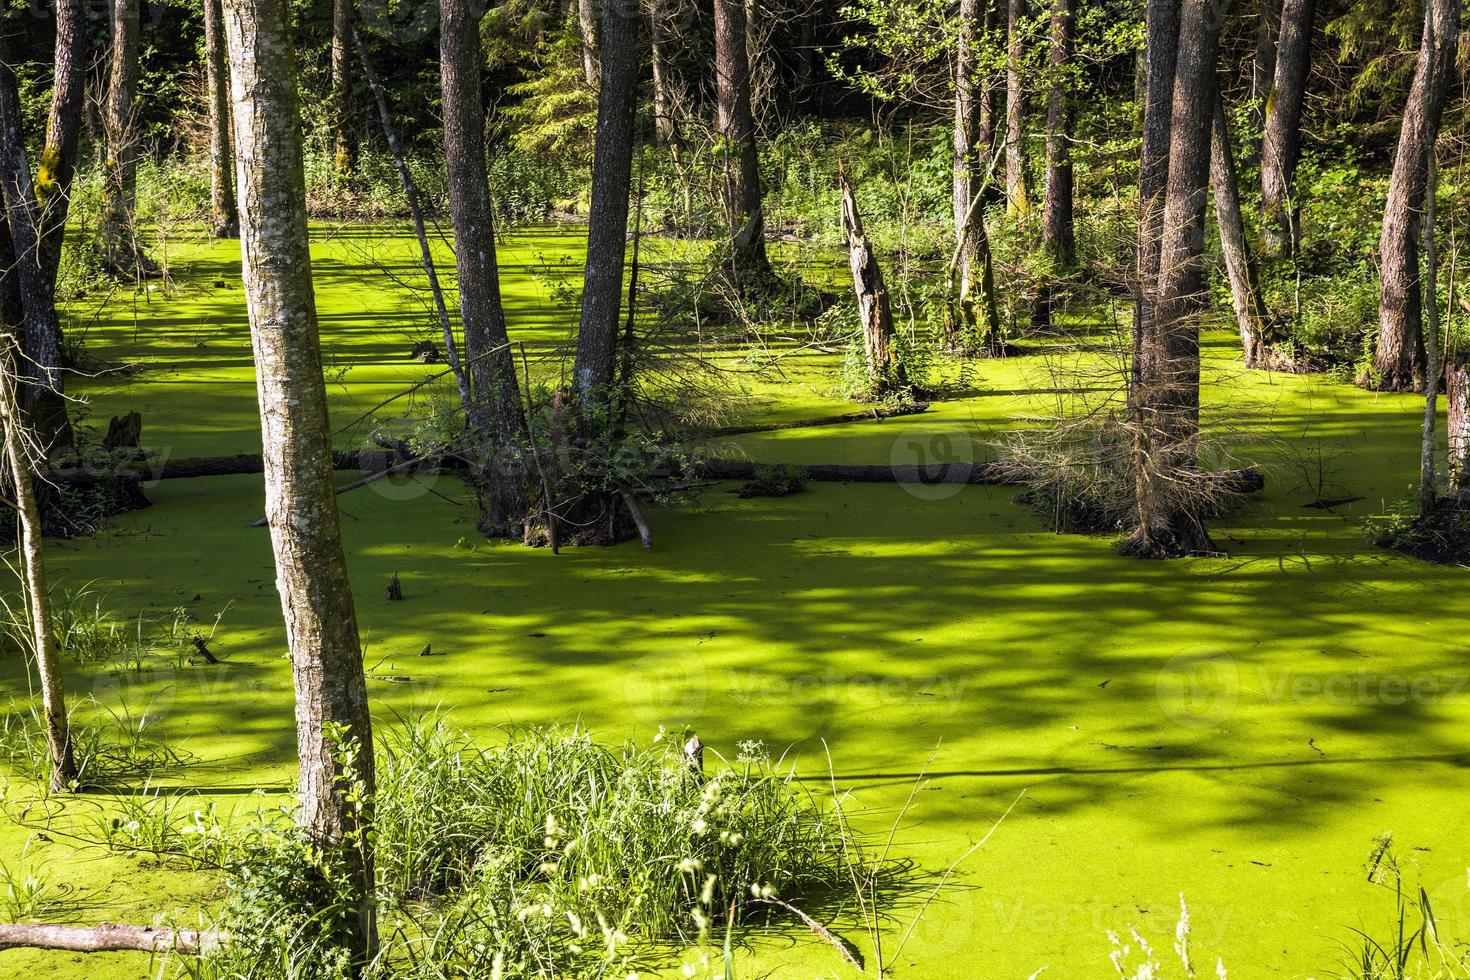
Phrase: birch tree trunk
[
  {"left": 1448, "top": 354, "right": 1470, "bottom": 496},
  {"left": 204, "top": 0, "right": 237, "bottom": 238},
  {"left": 36, "top": 0, "right": 86, "bottom": 287},
  {"left": 1371, "top": 0, "right": 1458, "bottom": 393},
  {"left": 577, "top": 0, "right": 600, "bottom": 87},
  {"left": 1259, "top": 0, "right": 1314, "bottom": 258},
  {"left": 0, "top": 333, "right": 74, "bottom": 792},
  {"left": 715, "top": 0, "right": 771, "bottom": 284},
  {"left": 331, "top": 0, "right": 356, "bottom": 176},
  {"left": 1211, "top": 96, "right": 1272, "bottom": 368},
  {"left": 1124, "top": 0, "right": 1229, "bottom": 559},
  {"left": 222, "top": 0, "right": 377, "bottom": 962},
  {"left": 950, "top": 0, "right": 1002, "bottom": 353},
  {"left": 98, "top": 0, "right": 153, "bottom": 276},
  {"left": 440, "top": 0, "right": 534, "bottom": 539},
  {"left": 1004, "top": 0, "right": 1030, "bottom": 215}
]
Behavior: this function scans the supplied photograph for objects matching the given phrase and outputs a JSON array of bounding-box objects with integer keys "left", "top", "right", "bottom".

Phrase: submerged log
[
  {"left": 707, "top": 402, "right": 930, "bottom": 436},
  {"left": 0, "top": 922, "right": 220, "bottom": 954}
]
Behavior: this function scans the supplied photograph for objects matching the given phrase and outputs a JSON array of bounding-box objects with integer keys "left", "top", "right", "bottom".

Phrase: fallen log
[
  {"left": 697, "top": 458, "right": 1014, "bottom": 485},
  {"left": 0, "top": 922, "right": 220, "bottom": 955},
  {"left": 707, "top": 402, "right": 930, "bottom": 437},
  {"left": 697, "top": 459, "right": 1266, "bottom": 492}
]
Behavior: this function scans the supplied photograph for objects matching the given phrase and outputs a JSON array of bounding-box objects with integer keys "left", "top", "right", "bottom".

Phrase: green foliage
[
  {"left": 736, "top": 465, "right": 809, "bottom": 499},
  {"left": 180, "top": 720, "right": 862, "bottom": 979},
  {"left": 1366, "top": 497, "right": 1470, "bottom": 567}
]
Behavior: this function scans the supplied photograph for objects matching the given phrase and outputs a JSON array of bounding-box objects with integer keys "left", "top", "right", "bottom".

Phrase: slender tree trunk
[
  {"left": 950, "top": 0, "right": 1003, "bottom": 353},
  {"left": 979, "top": 0, "right": 999, "bottom": 154},
  {"left": 564, "top": 0, "right": 639, "bottom": 546},
  {"left": 1259, "top": 0, "right": 1314, "bottom": 258},
  {"left": 841, "top": 174, "right": 906, "bottom": 396},
  {"left": 1133, "top": 0, "right": 1180, "bottom": 384},
  {"left": 0, "top": 334, "right": 74, "bottom": 793},
  {"left": 577, "top": 0, "right": 600, "bottom": 87},
  {"left": 572, "top": 0, "right": 638, "bottom": 404},
  {"left": 714, "top": 0, "right": 771, "bottom": 284},
  {"left": 222, "top": 0, "right": 377, "bottom": 963},
  {"left": 1371, "top": 0, "right": 1458, "bottom": 393},
  {"left": 1419, "top": 147, "right": 1439, "bottom": 514},
  {"left": 0, "top": 32, "right": 72, "bottom": 456},
  {"left": 650, "top": 0, "right": 678, "bottom": 144},
  {"left": 331, "top": 0, "right": 356, "bottom": 176},
  {"left": 1448, "top": 353, "right": 1470, "bottom": 495},
  {"left": 1211, "top": 95, "right": 1272, "bottom": 368},
  {"left": 36, "top": 0, "right": 86, "bottom": 288},
  {"left": 1004, "top": 0, "right": 1030, "bottom": 214},
  {"left": 1248, "top": 0, "right": 1282, "bottom": 162},
  {"left": 203, "top": 0, "right": 237, "bottom": 237},
  {"left": 1035, "top": 0, "right": 1074, "bottom": 327},
  {"left": 98, "top": 0, "right": 152, "bottom": 276},
  {"left": 1124, "top": 0, "right": 1229, "bottom": 559},
  {"left": 440, "top": 0, "right": 534, "bottom": 539}
]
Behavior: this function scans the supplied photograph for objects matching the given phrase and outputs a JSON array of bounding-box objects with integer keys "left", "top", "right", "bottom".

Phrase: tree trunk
[
  {"left": 222, "top": 0, "right": 377, "bottom": 963},
  {"left": 36, "top": 0, "right": 86, "bottom": 288},
  {"left": 1133, "top": 0, "right": 1180, "bottom": 383},
  {"left": 1448, "top": 354, "right": 1470, "bottom": 496},
  {"left": 1259, "top": 0, "right": 1314, "bottom": 258},
  {"left": 0, "top": 333, "right": 75, "bottom": 792},
  {"left": 714, "top": 0, "right": 771, "bottom": 284},
  {"left": 840, "top": 174, "right": 907, "bottom": 397},
  {"left": 979, "top": 0, "right": 1000, "bottom": 153},
  {"left": 331, "top": 0, "right": 356, "bottom": 176},
  {"left": 1035, "top": 0, "right": 1074, "bottom": 327},
  {"left": 440, "top": 0, "right": 534, "bottom": 539},
  {"left": 1004, "top": 0, "right": 1030, "bottom": 215},
  {"left": 1211, "top": 95, "right": 1272, "bottom": 368},
  {"left": 1248, "top": 0, "right": 1282, "bottom": 163},
  {"left": 650, "top": 0, "right": 678, "bottom": 144},
  {"left": 572, "top": 0, "right": 638, "bottom": 404},
  {"left": 1371, "top": 0, "right": 1458, "bottom": 393},
  {"left": 1124, "top": 0, "right": 1229, "bottom": 559},
  {"left": 950, "top": 0, "right": 1002, "bottom": 353},
  {"left": 98, "top": 0, "right": 152, "bottom": 276},
  {"left": 577, "top": 0, "right": 600, "bottom": 87},
  {"left": 203, "top": 0, "right": 237, "bottom": 237},
  {"left": 0, "top": 31, "right": 72, "bottom": 456}
]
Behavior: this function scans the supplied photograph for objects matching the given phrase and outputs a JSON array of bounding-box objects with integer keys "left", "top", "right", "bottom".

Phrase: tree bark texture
[
  {"left": 1211, "top": 95, "right": 1273, "bottom": 368},
  {"left": 1371, "top": 0, "right": 1459, "bottom": 392},
  {"left": 0, "top": 332, "right": 74, "bottom": 791},
  {"left": 715, "top": 0, "right": 771, "bottom": 283},
  {"left": 332, "top": 0, "right": 356, "bottom": 175},
  {"left": 1259, "top": 0, "right": 1314, "bottom": 257},
  {"left": 841, "top": 174, "right": 907, "bottom": 397},
  {"left": 98, "top": 0, "right": 151, "bottom": 275},
  {"left": 1004, "top": 0, "right": 1030, "bottom": 214},
  {"left": 951, "top": 0, "right": 1002, "bottom": 352},
  {"left": 1035, "top": 0, "right": 1075, "bottom": 327},
  {"left": 36, "top": 0, "right": 87, "bottom": 286},
  {"left": 222, "top": 0, "right": 377, "bottom": 961},
  {"left": 1134, "top": 0, "right": 1180, "bottom": 372},
  {"left": 204, "top": 0, "right": 238, "bottom": 237},
  {"left": 440, "top": 0, "right": 534, "bottom": 538},
  {"left": 1124, "top": 0, "right": 1229, "bottom": 559}
]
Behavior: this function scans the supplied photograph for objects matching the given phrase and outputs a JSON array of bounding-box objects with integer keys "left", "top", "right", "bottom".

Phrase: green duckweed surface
[{"left": 0, "top": 224, "right": 1466, "bottom": 978}]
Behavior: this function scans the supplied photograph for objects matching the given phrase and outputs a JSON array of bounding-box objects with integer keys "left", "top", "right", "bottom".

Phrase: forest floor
[{"left": 0, "top": 224, "right": 1466, "bottom": 978}]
